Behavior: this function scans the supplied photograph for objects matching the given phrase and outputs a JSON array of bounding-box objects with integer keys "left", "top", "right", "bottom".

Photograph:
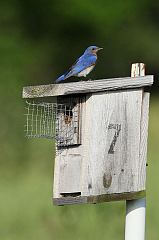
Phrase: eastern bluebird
[{"left": 55, "top": 46, "right": 103, "bottom": 83}]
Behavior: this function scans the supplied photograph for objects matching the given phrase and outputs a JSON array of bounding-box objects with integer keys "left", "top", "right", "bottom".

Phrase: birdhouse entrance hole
[{"left": 24, "top": 98, "right": 81, "bottom": 147}]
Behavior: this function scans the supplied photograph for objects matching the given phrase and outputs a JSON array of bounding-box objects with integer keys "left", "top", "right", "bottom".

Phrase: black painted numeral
[{"left": 108, "top": 124, "right": 121, "bottom": 154}]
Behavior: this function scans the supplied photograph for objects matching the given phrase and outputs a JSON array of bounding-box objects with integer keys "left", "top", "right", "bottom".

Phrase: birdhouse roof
[{"left": 22, "top": 76, "right": 153, "bottom": 98}]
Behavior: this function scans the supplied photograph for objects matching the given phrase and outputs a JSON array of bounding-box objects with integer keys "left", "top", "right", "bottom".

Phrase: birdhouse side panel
[{"left": 138, "top": 91, "right": 150, "bottom": 189}]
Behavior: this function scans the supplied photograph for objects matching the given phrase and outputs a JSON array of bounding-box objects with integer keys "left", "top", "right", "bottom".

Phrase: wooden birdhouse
[{"left": 23, "top": 63, "right": 154, "bottom": 206}]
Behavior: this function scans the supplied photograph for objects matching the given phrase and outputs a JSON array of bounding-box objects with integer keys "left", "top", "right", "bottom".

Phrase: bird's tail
[{"left": 55, "top": 74, "right": 65, "bottom": 83}]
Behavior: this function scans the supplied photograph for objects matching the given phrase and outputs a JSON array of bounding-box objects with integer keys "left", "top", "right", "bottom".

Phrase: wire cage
[{"left": 24, "top": 100, "right": 80, "bottom": 147}]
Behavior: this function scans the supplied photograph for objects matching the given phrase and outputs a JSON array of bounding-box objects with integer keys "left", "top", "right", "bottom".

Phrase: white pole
[
  {"left": 125, "top": 198, "right": 146, "bottom": 240},
  {"left": 125, "top": 63, "right": 146, "bottom": 240}
]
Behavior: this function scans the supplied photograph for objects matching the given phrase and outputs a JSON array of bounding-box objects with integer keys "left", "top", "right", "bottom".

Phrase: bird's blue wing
[
  {"left": 64, "top": 54, "right": 97, "bottom": 79},
  {"left": 55, "top": 57, "right": 81, "bottom": 82},
  {"left": 56, "top": 54, "right": 97, "bottom": 82}
]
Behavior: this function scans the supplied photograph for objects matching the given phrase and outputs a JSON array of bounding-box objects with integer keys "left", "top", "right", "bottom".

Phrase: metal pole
[{"left": 125, "top": 63, "right": 146, "bottom": 240}]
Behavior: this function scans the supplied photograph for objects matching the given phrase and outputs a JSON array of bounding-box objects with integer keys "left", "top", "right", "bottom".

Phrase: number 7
[{"left": 108, "top": 124, "right": 121, "bottom": 154}]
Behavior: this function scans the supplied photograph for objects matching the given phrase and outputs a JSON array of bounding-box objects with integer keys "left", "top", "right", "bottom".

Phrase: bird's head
[{"left": 84, "top": 45, "right": 103, "bottom": 55}]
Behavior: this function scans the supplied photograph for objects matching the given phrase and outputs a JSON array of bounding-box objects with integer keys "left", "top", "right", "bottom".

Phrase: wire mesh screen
[{"left": 25, "top": 100, "right": 80, "bottom": 147}]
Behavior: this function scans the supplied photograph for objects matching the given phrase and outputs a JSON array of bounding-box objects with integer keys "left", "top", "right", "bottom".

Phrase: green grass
[
  {"left": 0, "top": 98, "right": 159, "bottom": 240},
  {"left": 0, "top": 158, "right": 124, "bottom": 240}
]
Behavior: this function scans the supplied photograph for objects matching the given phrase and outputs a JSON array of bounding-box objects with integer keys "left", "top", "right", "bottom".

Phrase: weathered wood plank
[
  {"left": 131, "top": 63, "right": 145, "bottom": 77},
  {"left": 130, "top": 63, "right": 149, "bottom": 190},
  {"left": 81, "top": 89, "right": 143, "bottom": 196},
  {"left": 138, "top": 91, "right": 149, "bottom": 189},
  {"left": 53, "top": 191, "right": 145, "bottom": 206},
  {"left": 53, "top": 97, "right": 86, "bottom": 199},
  {"left": 53, "top": 146, "right": 83, "bottom": 199},
  {"left": 53, "top": 145, "right": 82, "bottom": 198},
  {"left": 23, "top": 75, "right": 153, "bottom": 98},
  {"left": 59, "top": 154, "right": 82, "bottom": 193},
  {"left": 53, "top": 196, "right": 87, "bottom": 205},
  {"left": 131, "top": 63, "right": 149, "bottom": 190}
]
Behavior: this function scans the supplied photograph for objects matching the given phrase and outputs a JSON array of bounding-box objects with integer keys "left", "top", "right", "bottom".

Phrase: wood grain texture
[
  {"left": 22, "top": 75, "right": 153, "bottom": 98},
  {"left": 81, "top": 89, "right": 143, "bottom": 196},
  {"left": 53, "top": 97, "right": 86, "bottom": 199},
  {"left": 131, "top": 63, "right": 145, "bottom": 77},
  {"left": 53, "top": 147, "right": 83, "bottom": 198},
  {"left": 52, "top": 66, "right": 153, "bottom": 205},
  {"left": 138, "top": 92, "right": 149, "bottom": 190},
  {"left": 131, "top": 63, "right": 150, "bottom": 190},
  {"left": 53, "top": 88, "right": 151, "bottom": 204},
  {"left": 59, "top": 154, "right": 82, "bottom": 193},
  {"left": 53, "top": 191, "right": 145, "bottom": 206}
]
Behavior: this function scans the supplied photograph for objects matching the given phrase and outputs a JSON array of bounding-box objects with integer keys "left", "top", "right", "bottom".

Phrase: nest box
[{"left": 23, "top": 64, "right": 154, "bottom": 206}]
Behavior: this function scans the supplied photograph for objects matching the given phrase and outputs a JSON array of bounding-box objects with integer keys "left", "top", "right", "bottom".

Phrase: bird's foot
[{"left": 86, "top": 78, "right": 92, "bottom": 81}]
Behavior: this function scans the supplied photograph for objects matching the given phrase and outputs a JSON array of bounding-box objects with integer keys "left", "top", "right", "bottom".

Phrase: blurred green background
[{"left": 0, "top": 0, "right": 159, "bottom": 239}]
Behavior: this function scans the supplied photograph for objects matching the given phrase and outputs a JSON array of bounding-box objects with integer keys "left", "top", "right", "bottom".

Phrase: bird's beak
[{"left": 97, "top": 47, "right": 103, "bottom": 51}]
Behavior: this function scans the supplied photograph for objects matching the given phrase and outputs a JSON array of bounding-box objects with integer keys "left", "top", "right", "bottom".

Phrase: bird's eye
[{"left": 92, "top": 48, "right": 95, "bottom": 50}]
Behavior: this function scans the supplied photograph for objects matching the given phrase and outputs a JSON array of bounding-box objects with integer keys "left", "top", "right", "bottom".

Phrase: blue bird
[{"left": 55, "top": 46, "right": 103, "bottom": 83}]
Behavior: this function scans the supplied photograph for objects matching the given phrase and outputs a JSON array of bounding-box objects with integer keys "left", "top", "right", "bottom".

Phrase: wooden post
[
  {"left": 125, "top": 63, "right": 148, "bottom": 240},
  {"left": 131, "top": 63, "right": 145, "bottom": 77}
]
